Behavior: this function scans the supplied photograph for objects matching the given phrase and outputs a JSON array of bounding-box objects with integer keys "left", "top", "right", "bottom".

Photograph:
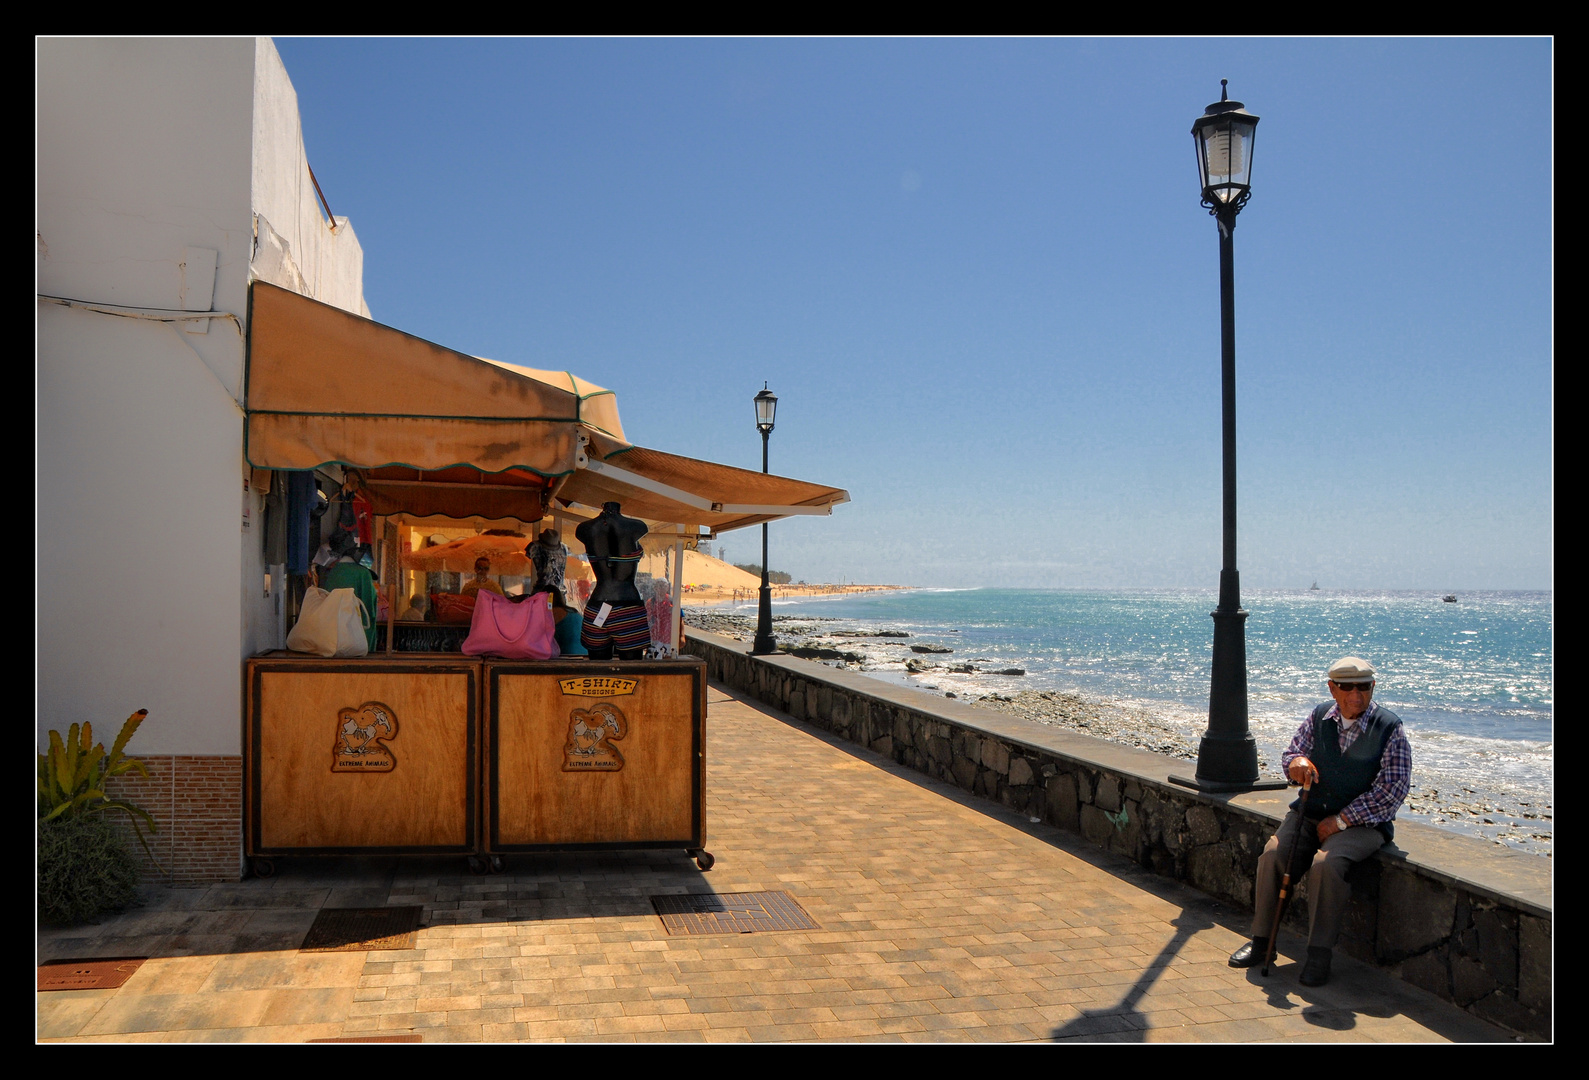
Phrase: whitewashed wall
[
  {"left": 37, "top": 37, "right": 370, "bottom": 755},
  {"left": 250, "top": 37, "right": 370, "bottom": 319}
]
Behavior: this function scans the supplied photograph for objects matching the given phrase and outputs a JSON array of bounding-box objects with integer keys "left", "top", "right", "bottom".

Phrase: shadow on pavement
[
  {"left": 37, "top": 852, "right": 713, "bottom": 964},
  {"left": 1047, "top": 905, "right": 1216, "bottom": 1041}
]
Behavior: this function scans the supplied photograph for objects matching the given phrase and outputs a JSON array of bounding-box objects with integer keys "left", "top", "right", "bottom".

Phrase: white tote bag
[{"left": 286, "top": 587, "right": 370, "bottom": 658}]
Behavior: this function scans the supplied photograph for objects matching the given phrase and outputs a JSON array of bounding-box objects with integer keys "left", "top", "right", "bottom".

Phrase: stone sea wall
[{"left": 684, "top": 628, "right": 1551, "bottom": 1038}]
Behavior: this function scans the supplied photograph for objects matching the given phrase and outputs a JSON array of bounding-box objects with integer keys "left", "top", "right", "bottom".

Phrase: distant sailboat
[{"left": 1309, "top": 582, "right": 1320, "bottom": 591}]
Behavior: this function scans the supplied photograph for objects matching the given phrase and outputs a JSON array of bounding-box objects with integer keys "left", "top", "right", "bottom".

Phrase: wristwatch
[{"left": 1335, "top": 814, "right": 1349, "bottom": 831}]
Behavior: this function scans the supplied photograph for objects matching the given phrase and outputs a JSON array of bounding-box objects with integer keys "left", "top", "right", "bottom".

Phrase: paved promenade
[{"left": 38, "top": 684, "right": 1515, "bottom": 1043}]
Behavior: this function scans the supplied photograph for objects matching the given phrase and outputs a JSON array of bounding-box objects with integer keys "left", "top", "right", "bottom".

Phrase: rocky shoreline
[{"left": 683, "top": 607, "right": 1551, "bottom": 857}]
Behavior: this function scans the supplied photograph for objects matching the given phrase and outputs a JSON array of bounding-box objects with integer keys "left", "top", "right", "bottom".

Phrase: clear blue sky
[{"left": 275, "top": 37, "right": 1552, "bottom": 590}]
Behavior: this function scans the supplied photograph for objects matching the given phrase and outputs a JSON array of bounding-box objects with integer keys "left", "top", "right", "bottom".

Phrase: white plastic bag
[{"left": 286, "top": 587, "right": 370, "bottom": 657}]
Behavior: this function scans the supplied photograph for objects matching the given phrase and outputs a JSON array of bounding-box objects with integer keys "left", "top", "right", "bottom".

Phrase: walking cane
[{"left": 1262, "top": 778, "right": 1312, "bottom": 977}]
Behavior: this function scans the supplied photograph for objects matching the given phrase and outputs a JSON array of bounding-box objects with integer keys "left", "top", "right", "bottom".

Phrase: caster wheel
[
  {"left": 251, "top": 858, "right": 276, "bottom": 879},
  {"left": 489, "top": 856, "right": 506, "bottom": 874},
  {"left": 692, "top": 850, "right": 715, "bottom": 871},
  {"left": 467, "top": 855, "right": 488, "bottom": 875}
]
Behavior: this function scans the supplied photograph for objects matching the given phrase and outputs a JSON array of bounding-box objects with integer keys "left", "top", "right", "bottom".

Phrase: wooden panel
[
  {"left": 252, "top": 665, "right": 474, "bottom": 851},
  {"left": 493, "top": 667, "right": 699, "bottom": 846}
]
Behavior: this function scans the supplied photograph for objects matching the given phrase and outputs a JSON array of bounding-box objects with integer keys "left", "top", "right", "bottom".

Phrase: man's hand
[
  {"left": 1316, "top": 815, "right": 1345, "bottom": 842},
  {"left": 1287, "top": 757, "right": 1318, "bottom": 786}
]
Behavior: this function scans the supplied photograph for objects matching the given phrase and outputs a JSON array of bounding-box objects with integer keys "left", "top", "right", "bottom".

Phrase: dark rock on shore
[
  {"left": 783, "top": 646, "right": 865, "bottom": 663},
  {"left": 910, "top": 644, "right": 953, "bottom": 654},
  {"left": 972, "top": 690, "right": 1205, "bottom": 763}
]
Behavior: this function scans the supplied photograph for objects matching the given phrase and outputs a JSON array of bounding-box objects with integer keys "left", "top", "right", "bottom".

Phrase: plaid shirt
[{"left": 1281, "top": 700, "right": 1412, "bottom": 827}]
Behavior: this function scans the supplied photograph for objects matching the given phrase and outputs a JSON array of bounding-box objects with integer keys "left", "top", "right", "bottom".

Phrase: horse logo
[
  {"left": 562, "top": 702, "right": 627, "bottom": 771},
  {"left": 332, "top": 701, "right": 398, "bottom": 772}
]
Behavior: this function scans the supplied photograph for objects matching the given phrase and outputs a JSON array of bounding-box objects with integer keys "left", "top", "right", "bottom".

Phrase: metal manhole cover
[
  {"left": 651, "top": 891, "right": 819, "bottom": 935},
  {"left": 38, "top": 957, "right": 146, "bottom": 991},
  {"left": 301, "top": 906, "right": 423, "bottom": 952}
]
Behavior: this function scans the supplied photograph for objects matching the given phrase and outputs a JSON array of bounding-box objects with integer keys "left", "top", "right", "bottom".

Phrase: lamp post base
[
  {"left": 751, "top": 584, "right": 777, "bottom": 655},
  {"left": 1169, "top": 730, "right": 1287, "bottom": 793},
  {"left": 1168, "top": 773, "right": 1289, "bottom": 793}
]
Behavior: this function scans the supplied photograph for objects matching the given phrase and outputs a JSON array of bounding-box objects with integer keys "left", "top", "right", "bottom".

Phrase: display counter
[
  {"left": 484, "top": 657, "right": 710, "bottom": 869},
  {"left": 244, "top": 654, "right": 480, "bottom": 874},
  {"left": 243, "top": 653, "right": 710, "bottom": 875}
]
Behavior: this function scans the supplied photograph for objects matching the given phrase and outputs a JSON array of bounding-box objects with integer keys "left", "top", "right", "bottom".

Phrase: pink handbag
[{"left": 462, "top": 590, "right": 557, "bottom": 659}]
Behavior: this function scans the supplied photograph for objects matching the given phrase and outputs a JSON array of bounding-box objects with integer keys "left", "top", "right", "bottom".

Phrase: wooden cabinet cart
[
  {"left": 244, "top": 654, "right": 480, "bottom": 876},
  {"left": 242, "top": 653, "right": 710, "bottom": 875},
  {"left": 483, "top": 657, "right": 711, "bottom": 870}
]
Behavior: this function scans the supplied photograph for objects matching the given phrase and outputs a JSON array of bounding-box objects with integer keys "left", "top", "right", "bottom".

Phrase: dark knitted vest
[{"left": 1290, "top": 702, "right": 1401, "bottom": 841}]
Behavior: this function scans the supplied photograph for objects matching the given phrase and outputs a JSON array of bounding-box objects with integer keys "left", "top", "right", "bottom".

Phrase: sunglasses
[{"left": 1332, "top": 680, "right": 1373, "bottom": 692}]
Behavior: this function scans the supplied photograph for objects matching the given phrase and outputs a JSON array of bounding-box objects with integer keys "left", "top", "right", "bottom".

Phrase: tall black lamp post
[
  {"left": 751, "top": 384, "right": 779, "bottom": 655},
  {"left": 1172, "top": 81, "right": 1285, "bottom": 793}
]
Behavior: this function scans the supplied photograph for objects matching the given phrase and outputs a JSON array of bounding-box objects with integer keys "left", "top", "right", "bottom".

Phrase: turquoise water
[{"left": 739, "top": 588, "right": 1553, "bottom": 849}]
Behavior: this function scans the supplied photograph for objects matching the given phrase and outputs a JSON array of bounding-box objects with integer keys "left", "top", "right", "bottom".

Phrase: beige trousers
[{"left": 1250, "top": 808, "right": 1386, "bottom": 949}]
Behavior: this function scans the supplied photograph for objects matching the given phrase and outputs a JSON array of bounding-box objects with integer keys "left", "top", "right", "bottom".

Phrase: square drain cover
[
  {"left": 38, "top": 958, "right": 146, "bottom": 991},
  {"left": 302, "top": 906, "right": 423, "bottom": 952},
  {"left": 651, "top": 891, "right": 818, "bottom": 935}
]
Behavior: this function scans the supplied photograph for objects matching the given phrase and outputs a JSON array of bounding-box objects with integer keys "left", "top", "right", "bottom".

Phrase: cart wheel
[
  {"left": 489, "top": 856, "right": 506, "bottom": 874},
  {"left": 692, "top": 850, "right": 715, "bottom": 871},
  {"left": 251, "top": 858, "right": 276, "bottom": 879},
  {"left": 467, "top": 855, "right": 487, "bottom": 875}
]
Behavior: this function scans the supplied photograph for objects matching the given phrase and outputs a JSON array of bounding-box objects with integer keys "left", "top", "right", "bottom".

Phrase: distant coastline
[{"left": 685, "top": 582, "right": 909, "bottom": 604}]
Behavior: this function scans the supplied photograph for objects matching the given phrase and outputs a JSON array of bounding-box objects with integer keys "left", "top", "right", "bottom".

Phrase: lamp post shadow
[{"left": 1047, "top": 905, "right": 1217, "bottom": 1042}]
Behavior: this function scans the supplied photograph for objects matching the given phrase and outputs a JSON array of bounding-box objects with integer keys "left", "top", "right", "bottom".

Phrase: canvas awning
[
  {"left": 562, "top": 432, "right": 850, "bottom": 534},
  {"left": 244, "top": 282, "right": 848, "bottom": 533},
  {"left": 246, "top": 282, "right": 620, "bottom": 480}
]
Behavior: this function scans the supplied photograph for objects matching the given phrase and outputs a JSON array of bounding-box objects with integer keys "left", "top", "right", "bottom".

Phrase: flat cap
[{"left": 1327, "top": 656, "right": 1376, "bottom": 682}]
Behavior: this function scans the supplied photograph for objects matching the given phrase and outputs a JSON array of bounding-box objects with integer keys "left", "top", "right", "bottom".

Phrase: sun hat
[{"left": 1327, "top": 656, "right": 1376, "bottom": 682}]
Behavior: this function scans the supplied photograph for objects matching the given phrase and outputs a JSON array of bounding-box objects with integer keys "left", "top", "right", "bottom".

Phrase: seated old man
[{"left": 1228, "top": 656, "right": 1412, "bottom": 987}]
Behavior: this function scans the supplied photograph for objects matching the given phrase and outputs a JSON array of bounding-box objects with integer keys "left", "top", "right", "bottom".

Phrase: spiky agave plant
[{"left": 38, "top": 709, "right": 159, "bottom": 861}]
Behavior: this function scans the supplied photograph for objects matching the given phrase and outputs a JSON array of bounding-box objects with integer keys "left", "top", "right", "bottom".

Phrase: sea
[{"left": 717, "top": 588, "right": 1553, "bottom": 855}]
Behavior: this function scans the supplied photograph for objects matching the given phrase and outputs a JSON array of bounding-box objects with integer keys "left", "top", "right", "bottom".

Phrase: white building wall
[
  {"left": 250, "top": 37, "right": 371, "bottom": 320},
  {"left": 38, "top": 37, "right": 370, "bottom": 756},
  {"left": 38, "top": 38, "right": 256, "bottom": 756}
]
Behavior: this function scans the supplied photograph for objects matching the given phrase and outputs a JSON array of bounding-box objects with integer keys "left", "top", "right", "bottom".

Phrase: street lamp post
[
  {"left": 1172, "top": 81, "right": 1285, "bottom": 794},
  {"left": 751, "top": 384, "right": 779, "bottom": 655}
]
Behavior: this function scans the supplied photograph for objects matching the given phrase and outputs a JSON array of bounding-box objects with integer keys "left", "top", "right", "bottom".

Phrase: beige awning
[
  {"left": 244, "top": 282, "right": 848, "bottom": 533},
  {"left": 559, "top": 434, "right": 850, "bottom": 534},
  {"left": 245, "top": 282, "right": 622, "bottom": 477}
]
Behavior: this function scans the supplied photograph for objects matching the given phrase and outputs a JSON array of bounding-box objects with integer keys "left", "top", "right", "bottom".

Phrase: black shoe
[
  {"left": 1229, "top": 938, "right": 1268, "bottom": 968},
  {"left": 1299, "top": 947, "right": 1332, "bottom": 986}
]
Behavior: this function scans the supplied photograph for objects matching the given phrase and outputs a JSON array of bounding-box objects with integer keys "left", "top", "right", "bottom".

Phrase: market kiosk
[{"left": 241, "top": 283, "right": 847, "bottom": 875}]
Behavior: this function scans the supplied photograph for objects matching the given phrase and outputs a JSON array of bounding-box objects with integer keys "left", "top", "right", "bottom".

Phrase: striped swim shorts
[{"left": 581, "top": 603, "right": 652, "bottom": 652}]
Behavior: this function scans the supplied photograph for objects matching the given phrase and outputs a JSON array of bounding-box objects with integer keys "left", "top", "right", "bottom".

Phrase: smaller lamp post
[{"left": 751, "top": 384, "right": 779, "bottom": 655}]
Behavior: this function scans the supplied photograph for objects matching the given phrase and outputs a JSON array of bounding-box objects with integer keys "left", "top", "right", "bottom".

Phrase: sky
[{"left": 274, "top": 37, "right": 1552, "bottom": 591}]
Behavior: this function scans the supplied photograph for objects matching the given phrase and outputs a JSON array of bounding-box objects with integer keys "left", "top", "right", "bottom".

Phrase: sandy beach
[
  {"left": 635, "top": 547, "right": 909, "bottom": 604},
  {"left": 683, "top": 606, "right": 1551, "bottom": 857}
]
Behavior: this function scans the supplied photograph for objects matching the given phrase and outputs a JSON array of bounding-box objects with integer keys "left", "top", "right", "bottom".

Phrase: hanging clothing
[{"left": 286, "top": 470, "right": 316, "bottom": 574}]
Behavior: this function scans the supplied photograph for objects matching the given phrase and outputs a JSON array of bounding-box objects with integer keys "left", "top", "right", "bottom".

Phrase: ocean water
[{"left": 729, "top": 588, "right": 1554, "bottom": 854}]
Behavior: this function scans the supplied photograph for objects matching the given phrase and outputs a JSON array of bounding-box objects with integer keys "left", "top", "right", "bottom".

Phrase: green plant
[
  {"left": 38, "top": 815, "right": 141, "bottom": 925},
  {"left": 38, "top": 708, "right": 159, "bottom": 861}
]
